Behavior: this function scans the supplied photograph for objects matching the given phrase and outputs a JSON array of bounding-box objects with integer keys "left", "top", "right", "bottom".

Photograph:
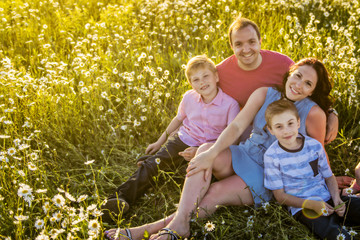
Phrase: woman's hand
[
  {"left": 325, "top": 112, "right": 339, "bottom": 144},
  {"left": 186, "top": 150, "right": 216, "bottom": 180},
  {"left": 178, "top": 147, "right": 198, "bottom": 161}
]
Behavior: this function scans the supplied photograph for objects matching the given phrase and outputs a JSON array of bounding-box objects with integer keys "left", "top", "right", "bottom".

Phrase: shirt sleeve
[
  {"left": 317, "top": 144, "right": 333, "bottom": 178},
  {"left": 176, "top": 92, "right": 187, "bottom": 121},
  {"left": 226, "top": 100, "right": 240, "bottom": 125},
  {"left": 264, "top": 151, "right": 284, "bottom": 190}
]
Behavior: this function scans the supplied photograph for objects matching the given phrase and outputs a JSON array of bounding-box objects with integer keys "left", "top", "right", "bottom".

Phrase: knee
[{"left": 197, "top": 143, "right": 213, "bottom": 154}]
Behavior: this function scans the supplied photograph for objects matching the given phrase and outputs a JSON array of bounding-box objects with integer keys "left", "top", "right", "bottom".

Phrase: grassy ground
[{"left": 0, "top": 0, "right": 359, "bottom": 239}]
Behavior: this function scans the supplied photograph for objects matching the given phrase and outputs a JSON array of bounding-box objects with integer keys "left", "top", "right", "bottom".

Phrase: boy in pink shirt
[{"left": 101, "top": 55, "right": 239, "bottom": 223}]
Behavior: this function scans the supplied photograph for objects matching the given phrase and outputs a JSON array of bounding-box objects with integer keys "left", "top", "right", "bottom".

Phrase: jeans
[
  {"left": 113, "top": 133, "right": 190, "bottom": 205},
  {"left": 295, "top": 195, "right": 360, "bottom": 240}
]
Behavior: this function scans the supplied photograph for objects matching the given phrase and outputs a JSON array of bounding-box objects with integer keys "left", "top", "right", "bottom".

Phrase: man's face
[{"left": 231, "top": 25, "right": 262, "bottom": 71}]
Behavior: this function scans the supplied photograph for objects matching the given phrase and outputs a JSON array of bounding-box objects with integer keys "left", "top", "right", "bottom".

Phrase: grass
[{"left": 0, "top": 0, "right": 359, "bottom": 239}]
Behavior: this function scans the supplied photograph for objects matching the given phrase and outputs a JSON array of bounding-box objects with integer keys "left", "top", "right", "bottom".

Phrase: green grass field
[{"left": 0, "top": 0, "right": 359, "bottom": 239}]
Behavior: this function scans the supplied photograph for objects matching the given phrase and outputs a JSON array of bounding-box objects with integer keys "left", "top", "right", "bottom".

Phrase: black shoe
[{"left": 101, "top": 196, "right": 129, "bottom": 223}]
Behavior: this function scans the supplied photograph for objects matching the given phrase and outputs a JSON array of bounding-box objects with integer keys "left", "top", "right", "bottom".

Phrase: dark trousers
[
  {"left": 114, "top": 133, "right": 190, "bottom": 205},
  {"left": 295, "top": 196, "right": 360, "bottom": 240}
]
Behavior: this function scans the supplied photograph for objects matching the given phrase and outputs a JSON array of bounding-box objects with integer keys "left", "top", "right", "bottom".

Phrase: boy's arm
[
  {"left": 325, "top": 175, "right": 345, "bottom": 217},
  {"left": 273, "top": 189, "right": 333, "bottom": 216},
  {"left": 145, "top": 117, "right": 183, "bottom": 154}
]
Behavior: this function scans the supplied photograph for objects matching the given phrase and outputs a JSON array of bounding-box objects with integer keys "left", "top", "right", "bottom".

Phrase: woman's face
[{"left": 285, "top": 65, "right": 318, "bottom": 102}]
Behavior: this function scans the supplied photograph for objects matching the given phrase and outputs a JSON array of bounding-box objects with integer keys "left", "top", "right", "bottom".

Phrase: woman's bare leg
[
  {"left": 104, "top": 214, "right": 174, "bottom": 240},
  {"left": 150, "top": 144, "right": 236, "bottom": 240}
]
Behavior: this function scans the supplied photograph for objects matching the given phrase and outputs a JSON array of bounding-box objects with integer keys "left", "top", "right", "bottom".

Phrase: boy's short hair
[
  {"left": 228, "top": 17, "right": 261, "bottom": 46},
  {"left": 185, "top": 55, "right": 217, "bottom": 82},
  {"left": 265, "top": 99, "right": 299, "bottom": 128}
]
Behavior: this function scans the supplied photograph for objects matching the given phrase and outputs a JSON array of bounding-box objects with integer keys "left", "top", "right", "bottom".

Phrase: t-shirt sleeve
[
  {"left": 317, "top": 144, "right": 333, "bottom": 178},
  {"left": 226, "top": 100, "right": 240, "bottom": 125},
  {"left": 176, "top": 92, "right": 187, "bottom": 121},
  {"left": 264, "top": 151, "right": 284, "bottom": 190}
]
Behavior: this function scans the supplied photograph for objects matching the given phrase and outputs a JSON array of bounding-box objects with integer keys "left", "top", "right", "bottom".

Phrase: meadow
[{"left": 0, "top": 0, "right": 359, "bottom": 239}]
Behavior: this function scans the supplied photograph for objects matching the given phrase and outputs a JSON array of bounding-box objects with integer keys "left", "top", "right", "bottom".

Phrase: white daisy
[
  {"left": 204, "top": 221, "right": 215, "bottom": 232},
  {"left": 52, "top": 194, "right": 66, "bottom": 207},
  {"left": 34, "top": 219, "right": 44, "bottom": 229}
]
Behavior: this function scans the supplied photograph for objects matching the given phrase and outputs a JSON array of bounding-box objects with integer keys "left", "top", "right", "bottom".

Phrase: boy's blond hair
[
  {"left": 185, "top": 55, "right": 217, "bottom": 82},
  {"left": 265, "top": 99, "right": 299, "bottom": 129}
]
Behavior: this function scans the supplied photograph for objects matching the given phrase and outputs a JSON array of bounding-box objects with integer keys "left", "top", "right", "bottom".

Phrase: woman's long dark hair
[{"left": 277, "top": 58, "right": 333, "bottom": 113}]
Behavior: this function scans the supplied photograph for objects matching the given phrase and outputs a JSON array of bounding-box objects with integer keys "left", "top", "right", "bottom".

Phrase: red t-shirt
[{"left": 217, "top": 50, "right": 294, "bottom": 107}]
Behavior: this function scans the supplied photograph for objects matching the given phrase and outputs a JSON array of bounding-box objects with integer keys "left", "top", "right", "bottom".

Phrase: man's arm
[{"left": 325, "top": 110, "right": 339, "bottom": 144}]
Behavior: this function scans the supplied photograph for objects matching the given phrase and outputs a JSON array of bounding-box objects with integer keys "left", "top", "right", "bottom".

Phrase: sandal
[
  {"left": 157, "top": 228, "right": 181, "bottom": 240},
  {"left": 104, "top": 228, "right": 133, "bottom": 240}
]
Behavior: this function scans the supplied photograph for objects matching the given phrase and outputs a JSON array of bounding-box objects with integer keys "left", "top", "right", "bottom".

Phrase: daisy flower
[
  {"left": 7, "top": 147, "right": 16, "bottom": 156},
  {"left": 321, "top": 207, "right": 329, "bottom": 216},
  {"left": 204, "top": 221, "right": 215, "bottom": 232},
  {"left": 88, "top": 219, "right": 100, "bottom": 232},
  {"left": 14, "top": 215, "right": 29, "bottom": 221},
  {"left": 155, "top": 158, "right": 161, "bottom": 164},
  {"left": 349, "top": 230, "right": 357, "bottom": 236},
  {"left": 35, "top": 234, "right": 49, "bottom": 240},
  {"left": 336, "top": 233, "right": 346, "bottom": 240},
  {"left": 77, "top": 194, "right": 88, "bottom": 202},
  {"left": 43, "top": 201, "right": 51, "bottom": 214},
  {"left": 34, "top": 219, "right": 45, "bottom": 229},
  {"left": 65, "top": 192, "right": 76, "bottom": 202},
  {"left": 344, "top": 188, "right": 353, "bottom": 195},
  {"left": 52, "top": 194, "right": 66, "bottom": 207}
]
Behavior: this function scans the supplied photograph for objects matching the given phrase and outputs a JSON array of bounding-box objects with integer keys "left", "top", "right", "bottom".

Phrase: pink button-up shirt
[{"left": 176, "top": 88, "right": 240, "bottom": 147}]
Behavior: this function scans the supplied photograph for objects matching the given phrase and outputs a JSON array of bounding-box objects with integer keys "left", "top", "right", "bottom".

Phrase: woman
[{"left": 105, "top": 58, "right": 333, "bottom": 240}]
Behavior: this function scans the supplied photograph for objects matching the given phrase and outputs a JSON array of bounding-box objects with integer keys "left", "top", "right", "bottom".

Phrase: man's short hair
[
  {"left": 185, "top": 55, "right": 217, "bottom": 82},
  {"left": 265, "top": 99, "right": 299, "bottom": 128},
  {"left": 228, "top": 17, "right": 261, "bottom": 46}
]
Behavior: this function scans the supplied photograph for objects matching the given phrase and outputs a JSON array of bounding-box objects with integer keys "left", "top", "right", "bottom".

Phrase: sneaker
[{"left": 101, "top": 196, "right": 129, "bottom": 223}]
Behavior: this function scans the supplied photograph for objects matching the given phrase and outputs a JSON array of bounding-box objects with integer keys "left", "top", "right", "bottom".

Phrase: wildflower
[
  {"left": 321, "top": 208, "right": 329, "bottom": 216},
  {"left": 65, "top": 192, "right": 76, "bottom": 202},
  {"left": 67, "top": 207, "right": 77, "bottom": 216},
  {"left": 345, "top": 168, "right": 349, "bottom": 175},
  {"left": 18, "top": 170, "right": 25, "bottom": 177},
  {"left": 15, "top": 215, "right": 29, "bottom": 221},
  {"left": 336, "top": 233, "right": 346, "bottom": 240},
  {"left": 34, "top": 219, "right": 45, "bottom": 229},
  {"left": 35, "top": 234, "right": 49, "bottom": 240},
  {"left": 258, "top": 233, "right": 263, "bottom": 238},
  {"left": 155, "top": 158, "right": 161, "bottom": 164},
  {"left": 18, "top": 184, "right": 33, "bottom": 198},
  {"left": 36, "top": 189, "right": 48, "bottom": 193},
  {"left": 77, "top": 194, "right": 88, "bottom": 202},
  {"left": 13, "top": 138, "right": 21, "bottom": 145},
  {"left": 204, "top": 221, "right": 215, "bottom": 232},
  {"left": 112, "top": 68, "right": 118, "bottom": 74},
  {"left": 53, "top": 211, "right": 63, "bottom": 222},
  {"left": 30, "top": 152, "right": 38, "bottom": 160},
  {"left": 28, "top": 162, "right": 37, "bottom": 171},
  {"left": 43, "top": 202, "right": 50, "bottom": 214},
  {"left": 88, "top": 219, "right": 100, "bottom": 232},
  {"left": 7, "top": 147, "right": 16, "bottom": 156},
  {"left": 99, "top": 106, "right": 104, "bottom": 111},
  {"left": 18, "top": 144, "right": 30, "bottom": 150},
  {"left": 247, "top": 218, "right": 254, "bottom": 227},
  {"left": 85, "top": 160, "right": 95, "bottom": 165},
  {"left": 87, "top": 204, "right": 97, "bottom": 211},
  {"left": 52, "top": 194, "right": 66, "bottom": 207},
  {"left": 262, "top": 202, "right": 270, "bottom": 211},
  {"left": 165, "top": 93, "right": 171, "bottom": 98},
  {"left": 349, "top": 230, "right": 357, "bottom": 236},
  {"left": 344, "top": 188, "right": 353, "bottom": 195}
]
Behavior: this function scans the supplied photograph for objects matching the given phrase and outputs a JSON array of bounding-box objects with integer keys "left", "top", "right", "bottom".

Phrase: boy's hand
[
  {"left": 309, "top": 200, "right": 333, "bottom": 216},
  {"left": 145, "top": 142, "right": 161, "bottom": 155},
  {"left": 186, "top": 150, "right": 215, "bottom": 181},
  {"left": 333, "top": 198, "right": 346, "bottom": 217},
  {"left": 179, "top": 147, "right": 198, "bottom": 161}
]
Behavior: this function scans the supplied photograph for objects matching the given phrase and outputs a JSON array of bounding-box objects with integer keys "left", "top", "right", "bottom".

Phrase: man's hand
[
  {"left": 178, "top": 147, "right": 198, "bottom": 161},
  {"left": 145, "top": 142, "right": 161, "bottom": 155},
  {"left": 336, "top": 176, "right": 354, "bottom": 189},
  {"left": 325, "top": 112, "right": 339, "bottom": 144}
]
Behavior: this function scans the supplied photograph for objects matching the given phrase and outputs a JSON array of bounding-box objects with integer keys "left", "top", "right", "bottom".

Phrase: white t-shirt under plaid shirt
[{"left": 264, "top": 134, "right": 333, "bottom": 215}]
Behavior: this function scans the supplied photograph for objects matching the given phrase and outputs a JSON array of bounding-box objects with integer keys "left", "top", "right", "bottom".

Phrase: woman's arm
[{"left": 186, "top": 87, "right": 268, "bottom": 179}]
